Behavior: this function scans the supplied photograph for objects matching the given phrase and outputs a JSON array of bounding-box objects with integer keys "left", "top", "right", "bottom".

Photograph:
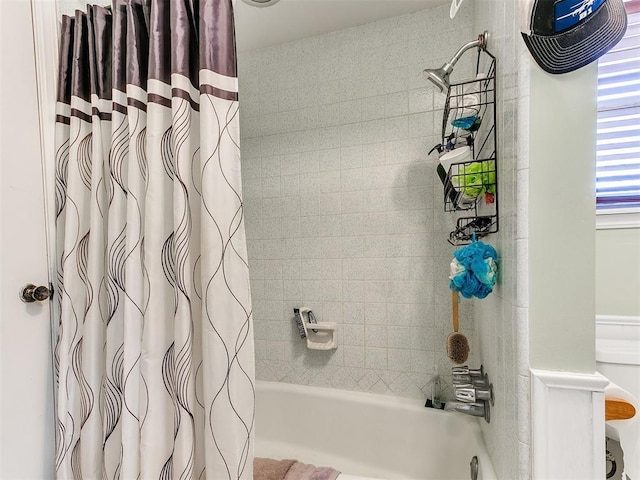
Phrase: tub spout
[{"left": 444, "top": 401, "right": 490, "bottom": 423}]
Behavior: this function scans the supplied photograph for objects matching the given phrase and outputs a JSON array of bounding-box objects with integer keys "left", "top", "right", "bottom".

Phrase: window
[{"left": 596, "top": 0, "right": 640, "bottom": 216}]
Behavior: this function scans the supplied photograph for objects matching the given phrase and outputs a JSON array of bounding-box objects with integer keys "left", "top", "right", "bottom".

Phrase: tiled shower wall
[
  {"left": 473, "top": 1, "right": 531, "bottom": 478},
  {"left": 238, "top": 5, "right": 477, "bottom": 399}
]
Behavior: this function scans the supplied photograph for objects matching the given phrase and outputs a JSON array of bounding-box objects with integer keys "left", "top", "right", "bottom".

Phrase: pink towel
[
  {"left": 254, "top": 458, "right": 297, "bottom": 480},
  {"left": 253, "top": 458, "right": 340, "bottom": 480},
  {"left": 284, "top": 461, "right": 340, "bottom": 480}
]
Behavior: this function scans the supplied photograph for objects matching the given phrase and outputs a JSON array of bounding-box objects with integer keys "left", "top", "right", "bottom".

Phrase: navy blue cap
[{"left": 521, "top": 0, "right": 627, "bottom": 74}]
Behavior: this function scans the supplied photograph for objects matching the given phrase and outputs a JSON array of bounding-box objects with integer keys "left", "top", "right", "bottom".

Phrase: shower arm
[{"left": 442, "top": 31, "right": 488, "bottom": 74}]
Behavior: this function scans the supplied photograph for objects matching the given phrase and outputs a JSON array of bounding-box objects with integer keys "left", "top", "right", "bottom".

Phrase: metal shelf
[{"left": 440, "top": 50, "right": 498, "bottom": 245}]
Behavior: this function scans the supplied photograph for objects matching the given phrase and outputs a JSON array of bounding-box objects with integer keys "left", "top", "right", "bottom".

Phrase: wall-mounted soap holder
[{"left": 295, "top": 307, "right": 338, "bottom": 350}]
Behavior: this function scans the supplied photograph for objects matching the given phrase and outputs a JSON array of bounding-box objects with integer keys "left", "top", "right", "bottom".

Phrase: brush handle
[{"left": 452, "top": 291, "right": 459, "bottom": 333}]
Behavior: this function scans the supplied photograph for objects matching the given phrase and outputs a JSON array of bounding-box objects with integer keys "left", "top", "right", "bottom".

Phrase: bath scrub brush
[{"left": 447, "top": 291, "right": 469, "bottom": 364}]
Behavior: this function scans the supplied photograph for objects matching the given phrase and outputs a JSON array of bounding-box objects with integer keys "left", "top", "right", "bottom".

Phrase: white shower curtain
[{"left": 53, "top": 1, "right": 254, "bottom": 478}]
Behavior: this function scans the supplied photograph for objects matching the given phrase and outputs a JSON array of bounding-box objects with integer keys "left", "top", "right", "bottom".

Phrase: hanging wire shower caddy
[{"left": 440, "top": 49, "right": 498, "bottom": 245}]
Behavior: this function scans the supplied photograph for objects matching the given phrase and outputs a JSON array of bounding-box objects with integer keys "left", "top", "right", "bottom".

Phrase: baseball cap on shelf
[{"left": 521, "top": 0, "right": 628, "bottom": 74}]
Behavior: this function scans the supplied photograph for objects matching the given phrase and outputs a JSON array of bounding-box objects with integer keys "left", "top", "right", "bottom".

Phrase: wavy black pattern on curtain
[
  {"left": 53, "top": 0, "right": 253, "bottom": 479},
  {"left": 161, "top": 126, "right": 175, "bottom": 180},
  {"left": 77, "top": 133, "right": 93, "bottom": 190}
]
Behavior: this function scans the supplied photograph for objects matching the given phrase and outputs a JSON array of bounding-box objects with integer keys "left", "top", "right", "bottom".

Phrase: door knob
[{"left": 19, "top": 284, "right": 52, "bottom": 303}]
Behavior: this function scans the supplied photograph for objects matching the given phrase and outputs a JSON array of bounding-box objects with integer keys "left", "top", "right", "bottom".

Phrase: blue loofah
[{"left": 449, "top": 238, "right": 498, "bottom": 299}]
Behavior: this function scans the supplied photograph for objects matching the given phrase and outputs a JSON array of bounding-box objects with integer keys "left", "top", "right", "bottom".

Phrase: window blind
[{"left": 596, "top": 2, "right": 640, "bottom": 209}]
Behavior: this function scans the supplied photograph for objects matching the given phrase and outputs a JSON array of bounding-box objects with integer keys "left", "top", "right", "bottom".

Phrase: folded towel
[
  {"left": 284, "top": 461, "right": 340, "bottom": 480},
  {"left": 254, "top": 458, "right": 297, "bottom": 480},
  {"left": 605, "top": 381, "right": 639, "bottom": 480},
  {"left": 253, "top": 458, "right": 341, "bottom": 480}
]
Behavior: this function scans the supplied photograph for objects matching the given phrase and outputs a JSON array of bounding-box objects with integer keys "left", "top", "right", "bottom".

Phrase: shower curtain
[{"left": 53, "top": 1, "right": 254, "bottom": 479}]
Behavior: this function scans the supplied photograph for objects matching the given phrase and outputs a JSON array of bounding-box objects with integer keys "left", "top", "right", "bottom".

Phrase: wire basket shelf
[{"left": 440, "top": 50, "right": 498, "bottom": 245}]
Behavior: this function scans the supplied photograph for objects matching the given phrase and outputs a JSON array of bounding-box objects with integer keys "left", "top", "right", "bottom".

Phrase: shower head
[
  {"left": 424, "top": 31, "right": 489, "bottom": 93},
  {"left": 424, "top": 66, "right": 453, "bottom": 93}
]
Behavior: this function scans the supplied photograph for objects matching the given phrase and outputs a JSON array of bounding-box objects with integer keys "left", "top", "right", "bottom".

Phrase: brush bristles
[{"left": 447, "top": 333, "right": 469, "bottom": 364}]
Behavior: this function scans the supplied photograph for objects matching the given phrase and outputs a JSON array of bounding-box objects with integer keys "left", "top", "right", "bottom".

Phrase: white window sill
[{"left": 596, "top": 208, "right": 640, "bottom": 230}]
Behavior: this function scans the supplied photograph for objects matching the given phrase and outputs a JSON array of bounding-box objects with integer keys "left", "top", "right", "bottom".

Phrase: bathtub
[{"left": 255, "top": 381, "right": 497, "bottom": 480}]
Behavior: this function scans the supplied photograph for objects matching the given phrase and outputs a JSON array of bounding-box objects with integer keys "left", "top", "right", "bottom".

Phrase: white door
[{"left": 0, "top": 1, "right": 55, "bottom": 478}]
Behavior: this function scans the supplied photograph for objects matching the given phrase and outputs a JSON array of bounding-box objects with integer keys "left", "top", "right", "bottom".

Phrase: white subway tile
[
  {"left": 365, "top": 347, "right": 388, "bottom": 369},
  {"left": 365, "top": 325, "right": 388, "bottom": 348},
  {"left": 364, "top": 281, "right": 390, "bottom": 303},
  {"left": 361, "top": 235, "right": 387, "bottom": 258},
  {"left": 340, "top": 123, "right": 363, "bottom": 147},
  {"left": 300, "top": 237, "right": 322, "bottom": 259},
  {"left": 362, "top": 189, "right": 391, "bottom": 213},
  {"left": 319, "top": 215, "right": 342, "bottom": 237},
  {"left": 262, "top": 176, "right": 281, "bottom": 198},
  {"left": 343, "top": 324, "right": 365, "bottom": 346},
  {"left": 343, "top": 346, "right": 365, "bottom": 368},
  {"left": 319, "top": 148, "right": 341, "bottom": 172},
  {"left": 361, "top": 95, "right": 386, "bottom": 121},
  {"left": 365, "top": 303, "right": 387, "bottom": 325},
  {"left": 318, "top": 126, "right": 341, "bottom": 150},
  {"left": 282, "top": 238, "right": 302, "bottom": 259},
  {"left": 341, "top": 168, "right": 364, "bottom": 192},
  {"left": 318, "top": 103, "right": 341, "bottom": 127},
  {"left": 384, "top": 140, "right": 410, "bottom": 165},
  {"left": 263, "top": 240, "right": 284, "bottom": 260},
  {"left": 408, "top": 88, "right": 433, "bottom": 114},
  {"left": 362, "top": 142, "right": 386, "bottom": 167},
  {"left": 341, "top": 191, "right": 364, "bottom": 213},
  {"left": 384, "top": 116, "right": 409, "bottom": 141},
  {"left": 342, "top": 237, "right": 365, "bottom": 258},
  {"left": 343, "top": 280, "right": 365, "bottom": 303},
  {"left": 341, "top": 213, "right": 364, "bottom": 237},
  {"left": 319, "top": 193, "right": 342, "bottom": 215},
  {"left": 280, "top": 175, "right": 300, "bottom": 196},
  {"left": 361, "top": 119, "right": 387, "bottom": 145},
  {"left": 343, "top": 302, "right": 365, "bottom": 324},
  {"left": 283, "top": 280, "right": 302, "bottom": 301},
  {"left": 281, "top": 197, "right": 300, "bottom": 218},
  {"left": 361, "top": 212, "right": 388, "bottom": 235},
  {"left": 322, "top": 302, "right": 343, "bottom": 323},
  {"left": 320, "top": 237, "right": 344, "bottom": 258},
  {"left": 388, "top": 349, "right": 411, "bottom": 372},
  {"left": 321, "top": 280, "right": 343, "bottom": 302},
  {"left": 300, "top": 215, "right": 319, "bottom": 238},
  {"left": 343, "top": 259, "right": 365, "bottom": 280},
  {"left": 388, "top": 327, "right": 413, "bottom": 349},
  {"left": 301, "top": 280, "right": 322, "bottom": 302},
  {"left": 339, "top": 99, "right": 362, "bottom": 124},
  {"left": 299, "top": 194, "right": 319, "bottom": 217},
  {"left": 384, "top": 91, "right": 409, "bottom": 118},
  {"left": 319, "top": 170, "right": 342, "bottom": 194},
  {"left": 301, "top": 259, "right": 322, "bottom": 280},
  {"left": 408, "top": 112, "right": 434, "bottom": 139},
  {"left": 383, "top": 65, "right": 409, "bottom": 94},
  {"left": 340, "top": 145, "right": 363, "bottom": 170},
  {"left": 264, "top": 279, "right": 284, "bottom": 300}
]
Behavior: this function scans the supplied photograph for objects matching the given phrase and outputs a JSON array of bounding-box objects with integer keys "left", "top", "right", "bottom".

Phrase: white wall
[
  {"left": 528, "top": 63, "right": 598, "bottom": 373},
  {"left": 0, "top": 2, "right": 55, "bottom": 478},
  {"left": 238, "top": 5, "right": 478, "bottom": 400},
  {"left": 523, "top": 8, "right": 604, "bottom": 480},
  {"left": 596, "top": 227, "right": 640, "bottom": 316}
]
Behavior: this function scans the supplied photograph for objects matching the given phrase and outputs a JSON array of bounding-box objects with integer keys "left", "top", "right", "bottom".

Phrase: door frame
[
  {"left": 30, "top": 0, "right": 59, "bottom": 280},
  {"left": 30, "top": 3, "right": 60, "bottom": 465}
]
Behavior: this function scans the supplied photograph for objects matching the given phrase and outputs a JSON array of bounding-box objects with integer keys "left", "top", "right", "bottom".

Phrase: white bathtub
[{"left": 255, "top": 381, "right": 497, "bottom": 480}]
